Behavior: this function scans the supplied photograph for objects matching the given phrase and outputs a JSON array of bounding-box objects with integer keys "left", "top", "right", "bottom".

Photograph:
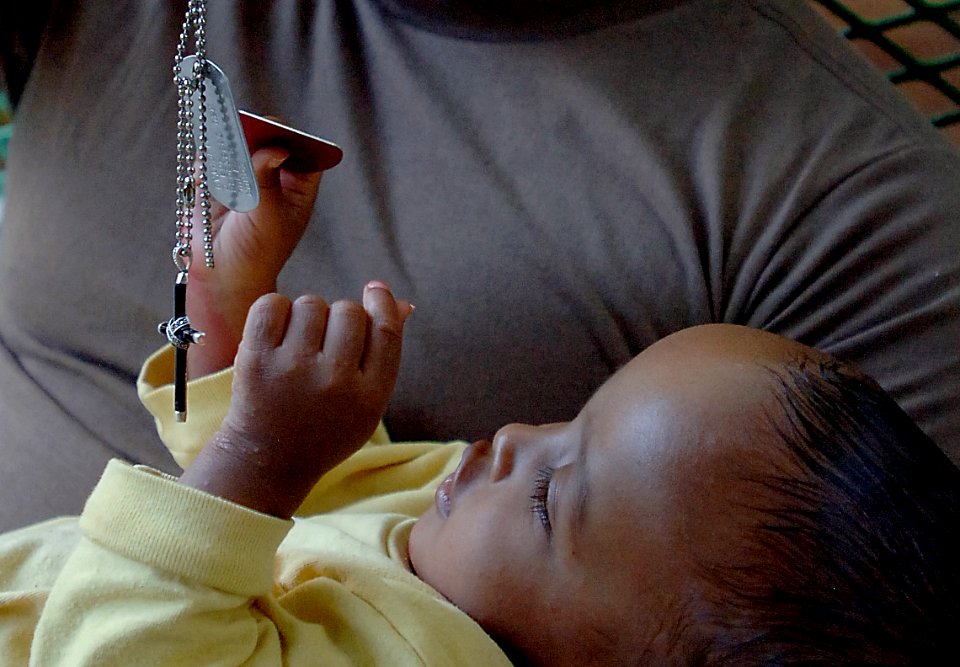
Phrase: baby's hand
[
  {"left": 187, "top": 147, "right": 323, "bottom": 377},
  {"left": 179, "top": 282, "right": 413, "bottom": 518}
]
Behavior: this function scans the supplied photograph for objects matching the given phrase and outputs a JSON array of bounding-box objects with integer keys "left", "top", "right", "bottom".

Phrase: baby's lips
[
  {"left": 435, "top": 475, "right": 454, "bottom": 518},
  {"left": 445, "top": 439, "right": 492, "bottom": 508}
]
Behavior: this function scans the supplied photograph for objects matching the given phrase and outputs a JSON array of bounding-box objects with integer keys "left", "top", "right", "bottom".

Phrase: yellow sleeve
[
  {"left": 30, "top": 461, "right": 511, "bottom": 667},
  {"left": 31, "top": 460, "right": 294, "bottom": 665}
]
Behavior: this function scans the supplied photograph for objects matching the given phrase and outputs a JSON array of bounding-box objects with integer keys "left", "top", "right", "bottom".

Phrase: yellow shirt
[{"left": 0, "top": 349, "right": 512, "bottom": 666}]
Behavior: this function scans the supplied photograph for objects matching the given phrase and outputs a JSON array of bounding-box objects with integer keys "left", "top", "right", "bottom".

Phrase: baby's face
[{"left": 408, "top": 324, "right": 812, "bottom": 665}]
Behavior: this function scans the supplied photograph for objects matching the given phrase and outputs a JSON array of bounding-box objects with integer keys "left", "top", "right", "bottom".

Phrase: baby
[
  {"left": 2, "top": 148, "right": 958, "bottom": 665},
  {"left": 180, "top": 290, "right": 960, "bottom": 666}
]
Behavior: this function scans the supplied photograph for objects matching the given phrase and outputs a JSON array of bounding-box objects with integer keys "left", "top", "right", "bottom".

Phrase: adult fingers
[
  {"left": 252, "top": 145, "right": 321, "bottom": 212},
  {"left": 252, "top": 146, "right": 320, "bottom": 238},
  {"left": 250, "top": 147, "right": 291, "bottom": 190},
  {"left": 278, "top": 166, "right": 323, "bottom": 215}
]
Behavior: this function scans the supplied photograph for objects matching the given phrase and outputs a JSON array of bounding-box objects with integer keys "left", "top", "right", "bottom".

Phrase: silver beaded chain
[{"left": 173, "top": 0, "right": 214, "bottom": 270}]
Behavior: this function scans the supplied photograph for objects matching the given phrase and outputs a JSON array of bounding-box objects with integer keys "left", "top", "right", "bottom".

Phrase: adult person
[{"left": 0, "top": 0, "right": 958, "bottom": 530}]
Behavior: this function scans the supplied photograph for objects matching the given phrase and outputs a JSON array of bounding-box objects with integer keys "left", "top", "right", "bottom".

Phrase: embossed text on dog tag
[{"left": 179, "top": 56, "right": 259, "bottom": 212}]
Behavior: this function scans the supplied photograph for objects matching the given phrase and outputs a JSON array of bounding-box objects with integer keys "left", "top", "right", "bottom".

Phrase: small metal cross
[{"left": 157, "top": 270, "right": 205, "bottom": 422}]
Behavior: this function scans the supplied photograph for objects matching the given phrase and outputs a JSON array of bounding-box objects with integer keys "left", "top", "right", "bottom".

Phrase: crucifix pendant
[{"left": 157, "top": 270, "right": 205, "bottom": 422}]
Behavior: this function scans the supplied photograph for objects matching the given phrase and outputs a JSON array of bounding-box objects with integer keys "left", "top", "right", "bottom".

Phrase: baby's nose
[
  {"left": 490, "top": 423, "right": 537, "bottom": 482},
  {"left": 489, "top": 436, "right": 514, "bottom": 482}
]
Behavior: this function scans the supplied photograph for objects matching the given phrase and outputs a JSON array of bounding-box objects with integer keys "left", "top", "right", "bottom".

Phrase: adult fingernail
[
  {"left": 365, "top": 280, "right": 391, "bottom": 292},
  {"left": 268, "top": 151, "right": 290, "bottom": 169}
]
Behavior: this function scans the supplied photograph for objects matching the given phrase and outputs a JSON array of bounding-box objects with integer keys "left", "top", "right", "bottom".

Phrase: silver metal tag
[{"left": 179, "top": 56, "right": 260, "bottom": 212}]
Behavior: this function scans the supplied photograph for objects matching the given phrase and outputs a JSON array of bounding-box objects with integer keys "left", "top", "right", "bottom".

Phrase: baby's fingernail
[{"left": 365, "top": 280, "right": 391, "bottom": 292}]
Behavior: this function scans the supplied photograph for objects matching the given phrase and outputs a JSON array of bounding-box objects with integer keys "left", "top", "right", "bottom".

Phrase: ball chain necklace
[
  {"left": 156, "top": 0, "right": 339, "bottom": 421},
  {"left": 158, "top": 0, "right": 257, "bottom": 422}
]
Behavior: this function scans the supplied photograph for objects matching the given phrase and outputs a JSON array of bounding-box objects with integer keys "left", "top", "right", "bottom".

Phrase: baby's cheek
[
  {"left": 410, "top": 514, "right": 481, "bottom": 600},
  {"left": 407, "top": 512, "right": 454, "bottom": 590}
]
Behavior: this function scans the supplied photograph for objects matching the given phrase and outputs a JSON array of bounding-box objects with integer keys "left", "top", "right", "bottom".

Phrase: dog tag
[{"left": 178, "top": 56, "right": 259, "bottom": 212}]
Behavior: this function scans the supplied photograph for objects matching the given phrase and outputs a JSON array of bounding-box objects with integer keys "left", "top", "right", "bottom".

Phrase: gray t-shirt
[{"left": 0, "top": 0, "right": 958, "bottom": 529}]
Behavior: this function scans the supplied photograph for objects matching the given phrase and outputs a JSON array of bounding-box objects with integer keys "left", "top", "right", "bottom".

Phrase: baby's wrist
[{"left": 179, "top": 430, "right": 314, "bottom": 519}]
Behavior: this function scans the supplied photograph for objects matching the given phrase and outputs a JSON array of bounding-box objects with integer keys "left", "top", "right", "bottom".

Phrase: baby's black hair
[{"left": 682, "top": 358, "right": 960, "bottom": 665}]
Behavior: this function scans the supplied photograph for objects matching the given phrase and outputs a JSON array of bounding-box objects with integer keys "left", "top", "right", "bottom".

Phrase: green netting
[
  {"left": 0, "top": 92, "right": 10, "bottom": 198},
  {"left": 814, "top": 0, "right": 960, "bottom": 127}
]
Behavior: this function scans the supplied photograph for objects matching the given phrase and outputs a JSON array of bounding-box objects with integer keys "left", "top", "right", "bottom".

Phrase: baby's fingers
[
  {"left": 240, "top": 293, "right": 292, "bottom": 352},
  {"left": 285, "top": 295, "right": 330, "bottom": 354},
  {"left": 322, "top": 300, "right": 368, "bottom": 372},
  {"left": 361, "top": 281, "right": 410, "bottom": 384}
]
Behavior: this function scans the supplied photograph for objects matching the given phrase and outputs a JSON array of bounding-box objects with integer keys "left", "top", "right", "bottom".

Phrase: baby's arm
[
  {"left": 179, "top": 283, "right": 413, "bottom": 518},
  {"left": 186, "top": 146, "right": 323, "bottom": 378}
]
